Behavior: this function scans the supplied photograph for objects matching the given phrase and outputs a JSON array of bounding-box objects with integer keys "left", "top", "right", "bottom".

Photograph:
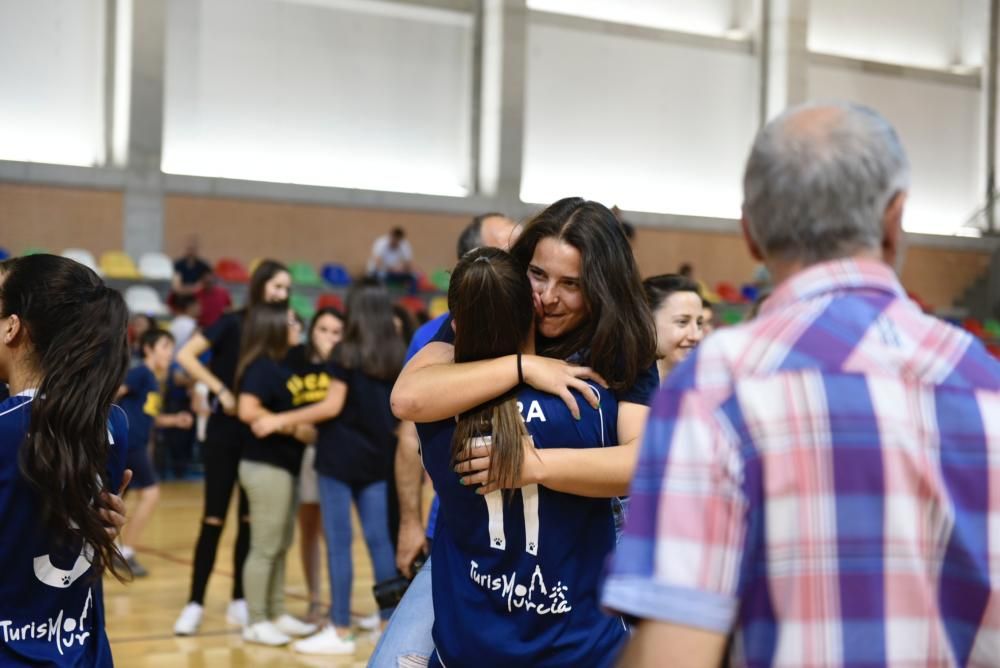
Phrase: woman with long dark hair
[
  {"left": 252, "top": 280, "right": 406, "bottom": 656},
  {"left": 173, "top": 260, "right": 292, "bottom": 635},
  {"left": 421, "top": 247, "right": 627, "bottom": 665},
  {"left": 235, "top": 303, "right": 319, "bottom": 645},
  {"left": 284, "top": 307, "right": 344, "bottom": 622},
  {"left": 393, "top": 197, "right": 657, "bottom": 497},
  {"left": 0, "top": 255, "right": 131, "bottom": 665},
  {"left": 642, "top": 274, "right": 705, "bottom": 383}
]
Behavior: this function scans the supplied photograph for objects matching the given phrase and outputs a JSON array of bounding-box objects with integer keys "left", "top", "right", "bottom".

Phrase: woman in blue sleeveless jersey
[
  {"left": 0, "top": 254, "right": 131, "bottom": 666},
  {"left": 420, "top": 247, "right": 627, "bottom": 666}
]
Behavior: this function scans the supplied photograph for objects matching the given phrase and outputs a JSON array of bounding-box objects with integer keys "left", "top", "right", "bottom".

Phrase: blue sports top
[
  {"left": 119, "top": 364, "right": 161, "bottom": 452},
  {"left": 0, "top": 392, "right": 127, "bottom": 666},
  {"left": 418, "top": 384, "right": 627, "bottom": 667}
]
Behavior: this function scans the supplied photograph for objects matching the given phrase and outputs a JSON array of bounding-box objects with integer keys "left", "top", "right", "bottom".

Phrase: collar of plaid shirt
[{"left": 759, "top": 257, "right": 907, "bottom": 317}]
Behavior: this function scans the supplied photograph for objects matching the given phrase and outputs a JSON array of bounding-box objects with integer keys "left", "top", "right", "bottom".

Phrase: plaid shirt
[{"left": 603, "top": 258, "right": 1000, "bottom": 667}]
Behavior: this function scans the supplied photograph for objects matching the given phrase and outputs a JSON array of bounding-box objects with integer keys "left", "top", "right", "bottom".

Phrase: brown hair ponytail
[{"left": 448, "top": 248, "right": 535, "bottom": 492}]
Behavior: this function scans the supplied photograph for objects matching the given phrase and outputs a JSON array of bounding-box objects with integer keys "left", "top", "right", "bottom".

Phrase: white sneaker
[
  {"left": 173, "top": 602, "right": 203, "bottom": 636},
  {"left": 226, "top": 599, "right": 248, "bottom": 627},
  {"left": 353, "top": 612, "right": 380, "bottom": 631},
  {"left": 292, "top": 626, "right": 356, "bottom": 655},
  {"left": 242, "top": 620, "right": 292, "bottom": 646},
  {"left": 274, "top": 613, "right": 318, "bottom": 637}
]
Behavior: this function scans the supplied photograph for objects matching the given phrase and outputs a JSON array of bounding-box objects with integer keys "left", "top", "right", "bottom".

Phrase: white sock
[{"left": 121, "top": 545, "right": 135, "bottom": 560}]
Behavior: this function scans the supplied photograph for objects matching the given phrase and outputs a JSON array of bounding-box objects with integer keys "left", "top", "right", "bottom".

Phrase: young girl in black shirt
[{"left": 236, "top": 303, "right": 318, "bottom": 646}]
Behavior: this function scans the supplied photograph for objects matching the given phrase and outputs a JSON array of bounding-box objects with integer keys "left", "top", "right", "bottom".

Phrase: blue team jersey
[
  {"left": 418, "top": 384, "right": 627, "bottom": 667},
  {"left": 0, "top": 392, "right": 128, "bottom": 666},
  {"left": 119, "top": 365, "right": 161, "bottom": 451}
]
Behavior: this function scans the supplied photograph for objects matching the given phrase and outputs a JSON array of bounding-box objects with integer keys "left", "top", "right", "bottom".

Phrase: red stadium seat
[
  {"left": 396, "top": 295, "right": 426, "bottom": 317},
  {"left": 316, "top": 293, "right": 344, "bottom": 312},
  {"left": 216, "top": 258, "right": 249, "bottom": 283}
]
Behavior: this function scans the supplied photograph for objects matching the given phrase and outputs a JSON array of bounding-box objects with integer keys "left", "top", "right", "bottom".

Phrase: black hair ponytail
[{"left": 1, "top": 255, "right": 131, "bottom": 582}]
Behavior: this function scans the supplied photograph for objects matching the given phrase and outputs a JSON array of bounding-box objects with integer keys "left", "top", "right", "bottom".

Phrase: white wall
[
  {"left": 0, "top": 0, "right": 106, "bottom": 166},
  {"left": 521, "top": 21, "right": 759, "bottom": 219},
  {"left": 809, "top": 62, "right": 982, "bottom": 235},
  {"left": 527, "top": 0, "right": 739, "bottom": 36},
  {"left": 809, "top": 0, "right": 987, "bottom": 69},
  {"left": 162, "top": 0, "right": 474, "bottom": 196}
]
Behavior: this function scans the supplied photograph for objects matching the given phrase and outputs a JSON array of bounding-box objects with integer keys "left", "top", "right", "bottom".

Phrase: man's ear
[
  {"left": 881, "top": 191, "right": 907, "bottom": 270},
  {"left": 741, "top": 215, "right": 764, "bottom": 262}
]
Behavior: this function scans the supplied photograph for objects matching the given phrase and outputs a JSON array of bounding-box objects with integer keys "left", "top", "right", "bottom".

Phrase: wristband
[{"left": 516, "top": 353, "right": 524, "bottom": 386}]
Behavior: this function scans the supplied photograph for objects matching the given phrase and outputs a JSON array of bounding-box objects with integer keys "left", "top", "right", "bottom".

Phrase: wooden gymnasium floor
[{"left": 106, "top": 480, "right": 387, "bottom": 667}]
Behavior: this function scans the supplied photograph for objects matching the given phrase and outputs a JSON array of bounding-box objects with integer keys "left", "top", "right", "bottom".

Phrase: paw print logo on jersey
[{"left": 34, "top": 545, "right": 92, "bottom": 589}]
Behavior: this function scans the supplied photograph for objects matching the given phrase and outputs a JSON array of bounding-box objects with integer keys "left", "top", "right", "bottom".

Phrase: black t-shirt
[
  {"left": 203, "top": 310, "right": 242, "bottom": 405},
  {"left": 283, "top": 346, "right": 331, "bottom": 407},
  {"left": 314, "top": 361, "right": 398, "bottom": 485},
  {"left": 430, "top": 315, "right": 659, "bottom": 406},
  {"left": 239, "top": 356, "right": 305, "bottom": 475},
  {"left": 174, "top": 257, "right": 212, "bottom": 286}
]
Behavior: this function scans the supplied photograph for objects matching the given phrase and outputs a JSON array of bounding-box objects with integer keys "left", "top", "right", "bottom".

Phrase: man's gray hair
[{"left": 742, "top": 102, "right": 910, "bottom": 264}]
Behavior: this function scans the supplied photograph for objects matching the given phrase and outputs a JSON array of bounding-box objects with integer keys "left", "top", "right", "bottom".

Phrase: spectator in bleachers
[
  {"left": 169, "top": 294, "right": 200, "bottom": 352},
  {"left": 196, "top": 272, "right": 232, "bottom": 328},
  {"left": 172, "top": 237, "right": 212, "bottom": 296},
  {"left": 368, "top": 227, "right": 415, "bottom": 293}
]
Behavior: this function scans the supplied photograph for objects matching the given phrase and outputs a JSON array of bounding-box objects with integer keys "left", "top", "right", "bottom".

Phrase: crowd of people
[{"left": 0, "top": 100, "right": 998, "bottom": 668}]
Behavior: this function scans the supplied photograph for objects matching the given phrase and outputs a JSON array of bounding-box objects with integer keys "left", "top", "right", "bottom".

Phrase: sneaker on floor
[
  {"left": 292, "top": 626, "right": 356, "bottom": 655},
  {"left": 353, "top": 612, "right": 380, "bottom": 631},
  {"left": 242, "top": 621, "right": 291, "bottom": 647},
  {"left": 274, "top": 614, "right": 318, "bottom": 638},
  {"left": 173, "top": 602, "right": 204, "bottom": 636},
  {"left": 126, "top": 555, "right": 149, "bottom": 578},
  {"left": 226, "top": 599, "right": 248, "bottom": 627}
]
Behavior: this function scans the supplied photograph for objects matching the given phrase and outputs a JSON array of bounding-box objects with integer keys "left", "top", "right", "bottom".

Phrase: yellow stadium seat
[
  {"left": 99, "top": 251, "right": 141, "bottom": 279},
  {"left": 429, "top": 296, "right": 448, "bottom": 319}
]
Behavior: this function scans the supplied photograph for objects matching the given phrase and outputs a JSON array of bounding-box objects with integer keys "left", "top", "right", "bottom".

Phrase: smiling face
[
  {"left": 264, "top": 271, "right": 292, "bottom": 303},
  {"left": 527, "top": 237, "right": 588, "bottom": 339},
  {"left": 653, "top": 291, "right": 704, "bottom": 369}
]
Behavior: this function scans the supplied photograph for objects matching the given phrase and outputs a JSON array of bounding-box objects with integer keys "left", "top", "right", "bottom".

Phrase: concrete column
[
  {"left": 983, "top": 0, "right": 1000, "bottom": 318},
  {"left": 108, "top": 0, "right": 167, "bottom": 258},
  {"left": 758, "top": 0, "right": 810, "bottom": 124},
  {"left": 477, "top": 0, "right": 527, "bottom": 211}
]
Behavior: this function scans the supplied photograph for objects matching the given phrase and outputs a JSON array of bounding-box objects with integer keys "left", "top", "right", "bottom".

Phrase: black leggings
[{"left": 188, "top": 414, "right": 251, "bottom": 605}]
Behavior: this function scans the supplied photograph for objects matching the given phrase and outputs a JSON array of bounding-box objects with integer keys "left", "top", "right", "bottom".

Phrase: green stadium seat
[{"left": 289, "top": 261, "right": 322, "bottom": 287}]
